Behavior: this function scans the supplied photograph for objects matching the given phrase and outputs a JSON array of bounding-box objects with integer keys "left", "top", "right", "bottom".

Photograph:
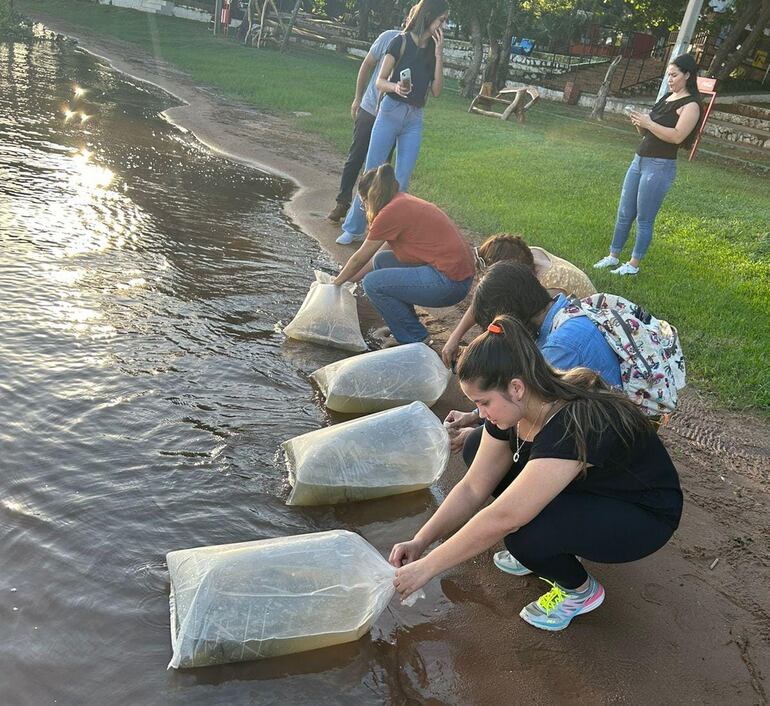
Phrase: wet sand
[{"left": 19, "top": 14, "right": 770, "bottom": 704}]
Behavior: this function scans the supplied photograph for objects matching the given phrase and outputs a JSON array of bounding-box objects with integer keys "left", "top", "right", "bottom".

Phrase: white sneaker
[
  {"left": 493, "top": 550, "right": 533, "bottom": 576},
  {"left": 610, "top": 262, "right": 640, "bottom": 275},
  {"left": 335, "top": 231, "right": 364, "bottom": 245},
  {"left": 593, "top": 255, "right": 620, "bottom": 269}
]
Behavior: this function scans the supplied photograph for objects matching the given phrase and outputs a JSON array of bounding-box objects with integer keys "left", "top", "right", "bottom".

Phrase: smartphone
[{"left": 399, "top": 68, "right": 412, "bottom": 93}]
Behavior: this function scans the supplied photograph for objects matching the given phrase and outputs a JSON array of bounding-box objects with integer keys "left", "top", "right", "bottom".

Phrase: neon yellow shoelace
[{"left": 536, "top": 580, "right": 567, "bottom": 614}]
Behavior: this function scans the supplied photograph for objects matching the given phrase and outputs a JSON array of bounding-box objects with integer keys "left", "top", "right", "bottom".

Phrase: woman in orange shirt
[{"left": 334, "top": 164, "right": 474, "bottom": 346}]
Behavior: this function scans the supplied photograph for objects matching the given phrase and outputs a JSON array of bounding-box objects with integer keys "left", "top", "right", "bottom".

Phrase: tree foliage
[
  {"left": 313, "top": 0, "right": 770, "bottom": 88},
  {"left": 0, "top": 0, "right": 34, "bottom": 40},
  {"left": 706, "top": 0, "right": 770, "bottom": 80}
]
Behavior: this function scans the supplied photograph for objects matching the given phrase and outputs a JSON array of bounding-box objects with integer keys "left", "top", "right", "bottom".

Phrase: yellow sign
[{"left": 752, "top": 50, "right": 768, "bottom": 69}]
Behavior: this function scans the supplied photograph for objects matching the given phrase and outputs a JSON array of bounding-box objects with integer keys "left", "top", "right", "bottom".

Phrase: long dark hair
[
  {"left": 670, "top": 53, "right": 703, "bottom": 149},
  {"left": 457, "top": 315, "right": 652, "bottom": 473},
  {"left": 472, "top": 261, "right": 551, "bottom": 335}
]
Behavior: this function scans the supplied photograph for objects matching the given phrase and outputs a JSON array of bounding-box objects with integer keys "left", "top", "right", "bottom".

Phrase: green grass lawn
[{"left": 18, "top": 0, "right": 770, "bottom": 411}]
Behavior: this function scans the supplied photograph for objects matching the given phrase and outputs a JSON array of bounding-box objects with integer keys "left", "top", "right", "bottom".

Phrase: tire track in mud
[
  {"left": 662, "top": 388, "right": 770, "bottom": 695},
  {"left": 667, "top": 390, "right": 770, "bottom": 475}
]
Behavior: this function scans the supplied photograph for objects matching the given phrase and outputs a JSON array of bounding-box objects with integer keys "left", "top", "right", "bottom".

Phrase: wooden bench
[{"left": 468, "top": 82, "right": 540, "bottom": 124}]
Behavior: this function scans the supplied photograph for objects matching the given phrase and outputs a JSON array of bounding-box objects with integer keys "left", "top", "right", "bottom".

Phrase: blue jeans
[
  {"left": 362, "top": 251, "right": 473, "bottom": 343},
  {"left": 341, "top": 96, "right": 424, "bottom": 237},
  {"left": 610, "top": 154, "right": 677, "bottom": 261}
]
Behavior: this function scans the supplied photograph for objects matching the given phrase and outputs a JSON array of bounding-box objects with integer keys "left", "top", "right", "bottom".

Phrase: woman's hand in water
[
  {"left": 394, "top": 557, "right": 434, "bottom": 600},
  {"left": 433, "top": 27, "right": 444, "bottom": 57},
  {"left": 389, "top": 538, "right": 425, "bottom": 567}
]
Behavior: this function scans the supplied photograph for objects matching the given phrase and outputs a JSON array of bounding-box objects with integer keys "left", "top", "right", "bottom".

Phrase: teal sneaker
[
  {"left": 520, "top": 574, "right": 605, "bottom": 631},
  {"left": 493, "top": 550, "right": 533, "bottom": 576}
]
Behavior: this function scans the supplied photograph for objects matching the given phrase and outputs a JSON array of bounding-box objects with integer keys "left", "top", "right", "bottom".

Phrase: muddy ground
[{"left": 19, "top": 14, "right": 770, "bottom": 704}]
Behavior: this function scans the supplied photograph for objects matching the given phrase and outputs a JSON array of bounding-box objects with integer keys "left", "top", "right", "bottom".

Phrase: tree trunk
[
  {"left": 280, "top": 0, "right": 302, "bottom": 52},
  {"left": 496, "top": 0, "right": 517, "bottom": 91},
  {"left": 381, "top": 0, "right": 398, "bottom": 32},
  {"left": 707, "top": 0, "right": 760, "bottom": 76},
  {"left": 357, "top": 0, "right": 370, "bottom": 41},
  {"left": 460, "top": 11, "right": 484, "bottom": 98},
  {"left": 716, "top": 0, "right": 770, "bottom": 80},
  {"left": 590, "top": 55, "right": 622, "bottom": 120},
  {"left": 483, "top": 8, "right": 502, "bottom": 85}
]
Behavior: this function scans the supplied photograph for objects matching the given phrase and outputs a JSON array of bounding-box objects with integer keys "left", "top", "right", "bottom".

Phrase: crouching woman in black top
[
  {"left": 594, "top": 53, "right": 702, "bottom": 276},
  {"left": 389, "top": 315, "right": 682, "bottom": 632}
]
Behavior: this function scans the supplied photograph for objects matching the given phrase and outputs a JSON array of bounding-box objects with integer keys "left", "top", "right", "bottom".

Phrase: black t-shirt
[
  {"left": 637, "top": 93, "right": 701, "bottom": 159},
  {"left": 484, "top": 408, "right": 683, "bottom": 528},
  {"left": 385, "top": 33, "right": 436, "bottom": 108}
]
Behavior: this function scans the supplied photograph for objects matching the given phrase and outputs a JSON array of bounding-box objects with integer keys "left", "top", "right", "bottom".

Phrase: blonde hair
[{"left": 357, "top": 164, "right": 399, "bottom": 226}]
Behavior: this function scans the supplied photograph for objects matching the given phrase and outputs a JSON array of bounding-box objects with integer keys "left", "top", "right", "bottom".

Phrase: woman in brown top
[
  {"left": 333, "top": 164, "right": 474, "bottom": 346},
  {"left": 441, "top": 233, "right": 595, "bottom": 368}
]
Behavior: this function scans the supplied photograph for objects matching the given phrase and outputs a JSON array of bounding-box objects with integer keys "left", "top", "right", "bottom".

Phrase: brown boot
[{"left": 327, "top": 202, "right": 350, "bottom": 223}]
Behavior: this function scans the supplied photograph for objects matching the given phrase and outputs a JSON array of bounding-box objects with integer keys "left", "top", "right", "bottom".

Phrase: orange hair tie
[{"left": 487, "top": 323, "right": 503, "bottom": 334}]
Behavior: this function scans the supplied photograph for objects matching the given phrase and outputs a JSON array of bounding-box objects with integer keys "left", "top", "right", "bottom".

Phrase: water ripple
[{"left": 0, "top": 36, "right": 371, "bottom": 706}]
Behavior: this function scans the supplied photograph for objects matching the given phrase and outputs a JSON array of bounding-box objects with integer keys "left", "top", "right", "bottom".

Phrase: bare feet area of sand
[{"left": 24, "top": 14, "right": 770, "bottom": 704}]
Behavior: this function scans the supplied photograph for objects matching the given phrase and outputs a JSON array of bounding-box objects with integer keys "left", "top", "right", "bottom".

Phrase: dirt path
[{"left": 23, "top": 14, "right": 770, "bottom": 703}]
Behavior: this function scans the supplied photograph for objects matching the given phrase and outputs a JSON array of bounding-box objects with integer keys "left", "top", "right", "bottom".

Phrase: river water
[{"left": 0, "top": 37, "right": 445, "bottom": 705}]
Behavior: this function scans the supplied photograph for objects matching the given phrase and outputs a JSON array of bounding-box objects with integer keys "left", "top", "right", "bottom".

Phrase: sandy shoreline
[{"left": 19, "top": 14, "right": 770, "bottom": 703}]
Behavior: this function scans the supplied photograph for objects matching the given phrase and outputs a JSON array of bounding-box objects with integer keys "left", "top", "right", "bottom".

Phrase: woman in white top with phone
[{"left": 336, "top": 0, "right": 448, "bottom": 245}]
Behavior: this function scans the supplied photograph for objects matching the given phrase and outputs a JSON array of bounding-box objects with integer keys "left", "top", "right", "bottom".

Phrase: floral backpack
[{"left": 551, "top": 294, "right": 686, "bottom": 417}]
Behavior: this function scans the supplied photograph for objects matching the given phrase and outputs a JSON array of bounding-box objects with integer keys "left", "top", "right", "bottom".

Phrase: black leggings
[{"left": 462, "top": 425, "right": 676, "bottom": 589}]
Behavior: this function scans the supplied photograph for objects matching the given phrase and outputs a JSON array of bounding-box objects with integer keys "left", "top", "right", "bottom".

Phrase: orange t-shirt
[{"left": 366, "top": 193, "right": 475, "bottom": 282}]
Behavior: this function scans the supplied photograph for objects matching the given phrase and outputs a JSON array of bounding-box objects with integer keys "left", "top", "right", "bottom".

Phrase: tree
[
  {"left": 460, "top": 9, "right": 484, "bottom": 97},
  {"left": 449, "top": 0, "right": 497, "bottom": 96},
  {"left": 708, "top": 0, "right": 770, "bottom": 80},
  {"left": 357, "top": 0, "right": 370, "bottom": 40},
  {"left": 281, "top": 0, "right": 303, "bottom": 51},
  {"left": 482, "top": 2, "right": 512, "bottom": 91},
  {"left": 495, "top": 0, "right": 517, "bottom": 89},
  {"left": 590, "top": 55, "right": 622, "bottom": 120}
]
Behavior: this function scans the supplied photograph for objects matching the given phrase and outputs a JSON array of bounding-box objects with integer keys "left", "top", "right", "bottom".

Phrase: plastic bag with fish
[
  {"left": 282, "top": 271, "right": 367, "bottom": 352},
  {"left": 283, "top": 401, "right": 450, "bottom": 505},
  {"left": 167, "top": 530, "right": 419, "bottom": 668},
  {"left": 311, "top": 342, "right": 450, "bottom": 413}
]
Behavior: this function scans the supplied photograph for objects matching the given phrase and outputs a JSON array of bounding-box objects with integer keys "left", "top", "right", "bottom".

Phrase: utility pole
[
  {"left": 214, "top": 0, "right": 223, "bottom": 35},
  {"left": 657, "top": 0, "right": 705, "bottom": 99}
]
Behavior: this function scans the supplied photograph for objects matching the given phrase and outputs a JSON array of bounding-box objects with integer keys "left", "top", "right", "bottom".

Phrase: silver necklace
[{"left": 513, "top": 401, "right": 550, "bottom": 463}]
